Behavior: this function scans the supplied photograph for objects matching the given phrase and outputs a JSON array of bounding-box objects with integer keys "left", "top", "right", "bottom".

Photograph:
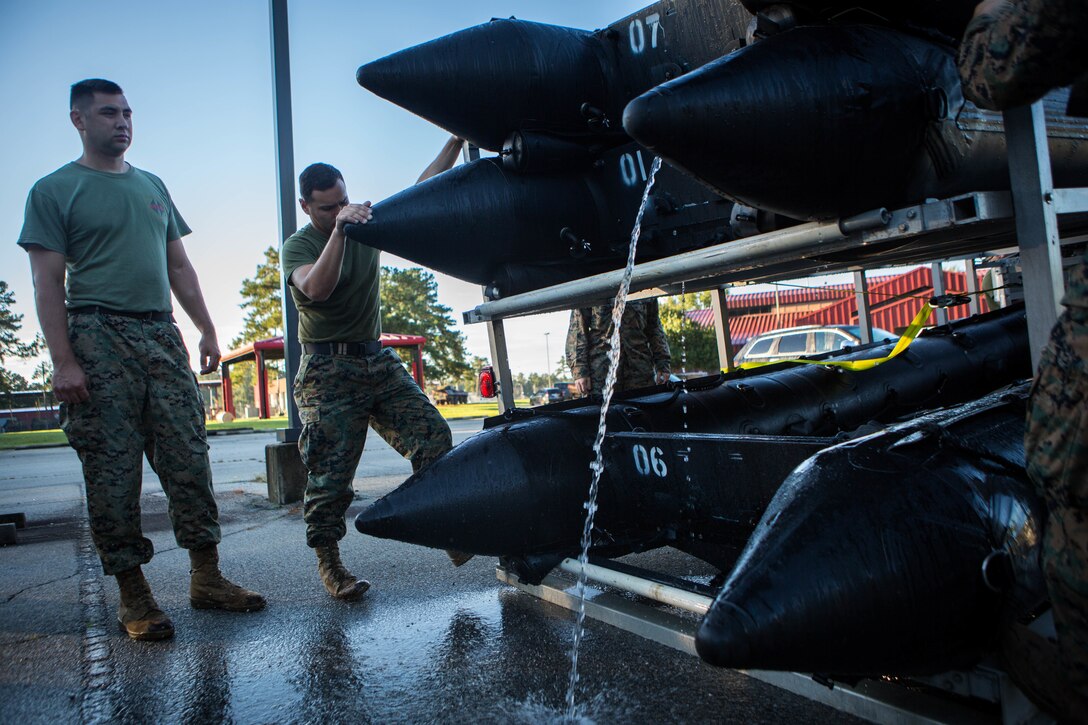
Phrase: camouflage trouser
[
  {"left": 61, "top": 314, "right": 220, "bottom": 576},
  {"left": 1025, "top": 309, "right": 1088, "bottom": 715},
  {"left": 294, "top": 349, "right": 452, "bottom": 548},
  {"left": 586, "top": 352, "right": 658, "bottom": 394}
]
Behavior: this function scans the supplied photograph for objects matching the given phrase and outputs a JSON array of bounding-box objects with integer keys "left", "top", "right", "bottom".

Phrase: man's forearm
[
  {"left": 31, "top": 260, "right": 90, "bottom": 403},
  {"left": 34, "top": 277, "right": 76, "bottom": 365},
  {"left": 298, "top": 231, "right": 346, "bottom": 301},
  {"left": 169, "top": 262, "right": 216, "bottom": 335},
  {"left": 417, "top": 136, "right": 463, "bottom": 184}
]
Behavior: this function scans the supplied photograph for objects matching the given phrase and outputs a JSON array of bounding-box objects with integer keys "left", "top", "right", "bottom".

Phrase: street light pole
[{"left": 544, "top": 332, "right": 551, "bottom": 383}]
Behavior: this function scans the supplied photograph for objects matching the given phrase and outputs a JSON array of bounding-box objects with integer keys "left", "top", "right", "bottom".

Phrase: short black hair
[
  {"left": 299, "top": 163, "right": 344, "bottom": 202},
  {"left": 70, "top": 79, "right": 124, "bottom": 110}
]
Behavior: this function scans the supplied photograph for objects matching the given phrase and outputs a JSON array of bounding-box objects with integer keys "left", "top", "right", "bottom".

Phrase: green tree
[
  {"left": 228, "top": 364, "right": 256, "bottom": 415},
  {"left": 0, "top": 370, "right": 30, "bottom": 402},
  {"left": 512, "top": 372, "right": 529, "bottom": 398},
  {"left": 232, "top": 246, "right": 283, "bottom": 349},
  {"left": 227, "top": 247, "right": 286, "bottom": 418},
  {"left": 553, "top": 354, "right": 571, "bottom": 381},
  {"left": 452, "top": 355, "right": 490, "bottom": 393},
  {"left": 380, "top": 267, "right": 469, "bottom": 384},
  {"left": 659, "top": 292, "right": 721, "bottom": 374},
  {"left": 31, "top": 359, "right": 54, "bottom": 408},
  {"left": 230, "top": 251, "right": 471, "bottom": 389},
  {"left": 526, "top": 372, "right": 552, "bottom": 394},
  {"left": 0, "top": 281, "right": 42, "bottom": 404}
]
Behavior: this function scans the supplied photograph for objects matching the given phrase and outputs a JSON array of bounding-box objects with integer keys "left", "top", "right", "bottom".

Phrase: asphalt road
[{"left": 0, "top": 420, "right": 863, "bottom": 724}]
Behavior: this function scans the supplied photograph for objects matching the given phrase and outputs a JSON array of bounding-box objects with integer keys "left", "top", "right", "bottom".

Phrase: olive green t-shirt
[
  {"left": 281, "top": 223, "right": 382, "bottom": 343},
  {"left": 17, "top": 162, "right": 190, "bottom": 312}
]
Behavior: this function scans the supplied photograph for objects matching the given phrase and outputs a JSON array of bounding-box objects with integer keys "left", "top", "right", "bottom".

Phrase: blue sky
[{"left": 1, "top": 0, "right": 652, "bottom": 380}]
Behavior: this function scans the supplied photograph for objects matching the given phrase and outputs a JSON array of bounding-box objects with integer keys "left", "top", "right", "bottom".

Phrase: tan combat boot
[
  {"left": 189, "top": 545, "right": 266, "bottom": 612},
  {"left": 446, "top": 549, "right": 474, "bottom": 567},
  {"left": 115, "top": 567, "right": 174, "bottom": 641},
  {"left": 315, "top": 544, "right": 370, "bottom": 600}
]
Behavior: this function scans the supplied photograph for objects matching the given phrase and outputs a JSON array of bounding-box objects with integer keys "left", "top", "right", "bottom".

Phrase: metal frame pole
[
  {"left": 1004, "top": 102, "right": 1065, "bottom": 370},
  {"left": 710, "top": 287, "right": 735, "bottom": 371},
  {"left": 487, "top": 318, "right": 516, "bottom": 413},
  {"left": 556, "top": 558, "right": 712, "bottom": 614},
  {"left": 931, "top": 262, "right": 948, "bottom": 326},
  {"left": 465, "top": 217, "right": 860, "bottom": 323},
  {"left": 852, "top": 270, "right": 873, "bottom": 343},
  {"left": 465, "top": 142, "right": 518, "bottom": 410},
  {"left": 270, "top": 0, "right": 302, "bottom": 441},
  {"left": 965, "top": 258, "right": 981, "bottom": 315}
]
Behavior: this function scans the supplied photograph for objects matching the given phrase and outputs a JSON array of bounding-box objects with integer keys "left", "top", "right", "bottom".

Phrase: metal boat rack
[
  {"left": 471, "top": 105, "right": 1087, "bottom": 724},
  {"left": 496, "top": 560, "right": 1041, "bottom": 724}
]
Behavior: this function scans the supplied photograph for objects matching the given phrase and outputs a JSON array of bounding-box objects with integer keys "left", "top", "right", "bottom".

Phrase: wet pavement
[{"left": 0, "top": 422, "right": 864, "bottom": 723}]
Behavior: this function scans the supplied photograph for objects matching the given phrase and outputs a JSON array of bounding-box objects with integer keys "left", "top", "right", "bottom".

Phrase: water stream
[{"left": 564, "top": 156, "right": 663, "bottom": 722}]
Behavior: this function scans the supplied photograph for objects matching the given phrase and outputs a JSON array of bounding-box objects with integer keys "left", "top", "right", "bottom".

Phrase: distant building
[
  {"left": 219, "top": 333, "right": 428, "bottom": 419},
  {"left": 0, "top": 389, "right": 58, "bottom": 433},
  {"left": 685, "top": 266, "right": 987, "bottom": 349}
]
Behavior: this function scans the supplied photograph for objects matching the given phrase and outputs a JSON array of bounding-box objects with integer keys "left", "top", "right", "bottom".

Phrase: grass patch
[
  {"left": 0, "top": 402, "right": 535, "bottom": 449},
  {"left": 207, "top": 417, "right": 288, "bottom": 432},
  {"left": 437, "top": 402, "right": 501, "bottom": 419},
  {"left": 435, "top": 399, "right": 533, "bottom": 419},
  {"left": 0, "top": 429, "right": 68, "bottom": 449}
]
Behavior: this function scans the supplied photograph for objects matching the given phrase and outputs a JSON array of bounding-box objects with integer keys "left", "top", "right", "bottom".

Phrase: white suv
[{"left": 734, "top": 325, "right": 897, "bottom": 366}]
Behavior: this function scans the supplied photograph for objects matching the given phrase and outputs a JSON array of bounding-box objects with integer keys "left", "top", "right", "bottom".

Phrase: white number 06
[{"left": 632, "top": 444, "right": 668, "bottom": 477}]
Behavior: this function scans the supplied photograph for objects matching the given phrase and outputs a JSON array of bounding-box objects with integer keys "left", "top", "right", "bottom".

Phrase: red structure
[
  {"left": 220, "top": 333, "right": 428, "bottom": 419},
  {"left": 686, "top": 267, "right": 989, "bottom": 347}
]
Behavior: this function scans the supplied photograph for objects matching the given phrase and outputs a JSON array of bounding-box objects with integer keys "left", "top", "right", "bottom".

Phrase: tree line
[
  {"left": 0, "top": 281, "right": 52, "bottom": 409},
  {"left": 225, "top": 248, "right": 473, "bottom": 410},
  {"left": 0, "top": 263, "right": 722, "bottom": 414}
]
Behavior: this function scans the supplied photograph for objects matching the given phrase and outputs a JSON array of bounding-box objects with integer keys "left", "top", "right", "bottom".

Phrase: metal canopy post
[
  {"left": 270, "top": 0, "right": 302, "bottom": 440},
  {"left": 931, "top": 262, "right": 948, "bottom": 326},
  {"left": 710, "top": 287, "right": 735, "bottom": 371},
  {"left": 965, "top": 257, "right": 981, "bottom": 315},
  {"left": 1004, "top": 102, "right": 1065, "bottom": 370},
  {"left": 852, "top": 270, "right": 873, "bottom": 343},
  {"left": 256, "top": 351, "right": 270, "bottom": 418}
]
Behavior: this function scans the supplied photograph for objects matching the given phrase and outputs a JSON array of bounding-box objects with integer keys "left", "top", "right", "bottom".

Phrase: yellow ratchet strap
[{"left": 737, "top": 301, "right": 935, "bottom": 372}]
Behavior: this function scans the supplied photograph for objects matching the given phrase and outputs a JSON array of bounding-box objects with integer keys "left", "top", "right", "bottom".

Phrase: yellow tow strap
[{"left": 737, "top": 301, "right": 935, "bottom": 372}]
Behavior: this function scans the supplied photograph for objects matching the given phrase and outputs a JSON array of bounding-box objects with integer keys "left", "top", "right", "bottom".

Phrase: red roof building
[
  {"left": 219, "top": 333, "right": 428, "bottom": 419},
  {"left": 686, "top": 267, "right": 988, "bottom": 348}
]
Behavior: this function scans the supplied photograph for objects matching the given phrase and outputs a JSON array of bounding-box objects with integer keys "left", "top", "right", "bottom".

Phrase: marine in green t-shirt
[
  {"left": 282, "top": 221, "right": 381, "bottom": 343},
  {"left": 281, "top": 147, "right": 469, "bottom": 601},
  {"left": 18, "top": 161, "right": 190, "bottom": 313},
  {"left": 18, "top": 78, "right": 265, "bottom": 642}
]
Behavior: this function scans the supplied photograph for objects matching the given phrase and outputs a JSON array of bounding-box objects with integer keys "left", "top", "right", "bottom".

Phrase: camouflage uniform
[
  {"left": 958, "top": 2, "right": 1088, "bottom": 713},
  {"left": 294, "top": 349, "right": 452, "bottom": 547},
  {"left": 282, "top": 220, "right": 451, "bottom": 549},
  {"left": 565, "top": 299, "right": 671, "bottom": 393},
  {"left": 957, "top": 0, "right": 1088, "bottom": 113},
  {"left": 63, "top": 314, "right": 220, "bottom": 575},
  {"left": 1024, "top": 256, "right": 1088, "bottom": 717},
  {"left": 18, "top": 161, "right": 220, "bottom": 578},
  {"left": 961, "top": 8, "right": 1088, "bottom": 709}
]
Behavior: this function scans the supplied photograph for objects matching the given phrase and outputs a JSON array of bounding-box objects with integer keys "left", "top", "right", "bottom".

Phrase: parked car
[
  {"left": 734, "top": 325, "right": 897, "bottom": 366},
  {"left": 529, "top": 387, "right": 564, "bottom": 406},
  {"left": 553, "top": 381, "right": 575, "bottom": 400}
]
